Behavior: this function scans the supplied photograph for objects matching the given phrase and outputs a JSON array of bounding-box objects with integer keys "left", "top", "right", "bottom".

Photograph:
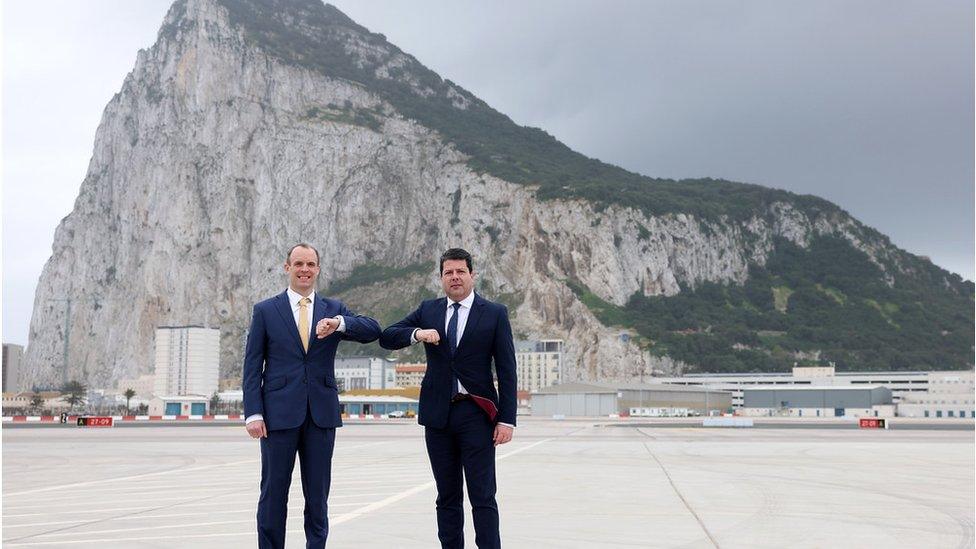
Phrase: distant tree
[
  {"left": 29, "top": 394, "right": 44, "bottom": 413},
  {"left": 209, "top": 391, "right": 221, "bottom": 415},
  {"left": 61, "top": 380, "right": 87, "bottom": 411},
  {"left": 123, "top": 388, "right": 136, "bottom": 414}
]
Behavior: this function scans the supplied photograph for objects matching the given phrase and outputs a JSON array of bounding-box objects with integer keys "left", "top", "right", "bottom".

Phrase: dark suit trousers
[
  {"left": 257, "top": 411, "right": 336, "bottom": 549},
  {"left": 425, "top": 398, "right": 500, "bottom": 549}
]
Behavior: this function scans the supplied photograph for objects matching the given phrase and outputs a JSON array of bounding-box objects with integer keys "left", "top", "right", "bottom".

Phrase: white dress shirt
[{"left": 245, "top": 288, "right": 345, "bottom": 426}]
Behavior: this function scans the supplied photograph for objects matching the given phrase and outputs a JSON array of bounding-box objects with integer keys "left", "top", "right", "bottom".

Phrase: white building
[
  {"left": 334, "top": 357, "right": 396, "bottom": 391},
  {"left": 116, "top": 374, "right": 156, "bottom": 398},
  {"left": 149, "top": 395, "right": 210, "bottom": 416},
  {"left": 515, "top": 339, "right": 563, "bottom": 393},
  {"left": 153, "top": 326, "right": 219, "bottom": 397},
  {"left": 655, "top": 366, "right": 933, "bottom": 409},
  {"left": 2, "top": 343, "right": 24, "bottom": 393},
  {"left": 897, "top": 370, "right": 975, "bottom": 419},
  {"left": 395, "top": 363, "right": 426, "bottom": 387}
]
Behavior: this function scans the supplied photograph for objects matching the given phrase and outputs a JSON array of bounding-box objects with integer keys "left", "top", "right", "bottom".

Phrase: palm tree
[
  {"left": 29, "top": 393, "right": 44, "bottom": 414},
  {"left": 61, "top": 380, "right": 87, "bottom": 412},
  {"left": 123, "top": 388, "right": 136, "bottom": 414}
]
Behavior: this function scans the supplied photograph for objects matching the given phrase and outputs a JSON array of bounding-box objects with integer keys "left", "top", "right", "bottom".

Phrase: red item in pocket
[{"left": 468, "top": 394, "right": 498, "bottom": 422}]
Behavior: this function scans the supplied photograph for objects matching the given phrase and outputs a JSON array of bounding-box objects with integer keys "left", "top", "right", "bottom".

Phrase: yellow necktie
[{"left": 299, "top": 297, "right": 311, "bottom": 352}]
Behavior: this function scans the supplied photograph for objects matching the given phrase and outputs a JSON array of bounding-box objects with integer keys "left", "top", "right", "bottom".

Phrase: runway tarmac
[{"left": 3, "top": 419, "right": 973, "bottom": 548}]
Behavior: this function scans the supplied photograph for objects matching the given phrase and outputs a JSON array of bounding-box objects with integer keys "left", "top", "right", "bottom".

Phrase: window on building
[
  {"left": 936, "top": 410, "right": 942, "bottom": 418},
  {"left": 948, "top": 411, "right": 955, "bottom": 417},
  {"left": 924, "top": 410, "right": 929, "bottom": 418}
]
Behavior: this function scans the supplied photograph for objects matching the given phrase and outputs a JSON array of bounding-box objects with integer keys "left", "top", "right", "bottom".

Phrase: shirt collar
[
  {"left": 287, "top": 287, "right": 315, "bottom": 307},
  {"left": 448, "top": 291, "right": 476, "bottom": 310}
]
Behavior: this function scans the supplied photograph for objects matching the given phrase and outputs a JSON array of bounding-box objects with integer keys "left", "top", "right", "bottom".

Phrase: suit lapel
[
  {"left": 273, "top": 291, "right": 305, "bottom": 355},
  {"left": 309, "top": 294, "right": 329, "bottom": 351},
  {"left": 432, "top": 297, "right": 449, "bottom": 358},
  {"left": 455, "top": 293, "right": 484, "bottom": 358}
]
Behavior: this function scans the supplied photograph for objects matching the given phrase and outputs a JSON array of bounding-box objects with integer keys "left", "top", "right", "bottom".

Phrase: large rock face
[{"left": 21, "top": 0, "right": 970, "bottom": 389}]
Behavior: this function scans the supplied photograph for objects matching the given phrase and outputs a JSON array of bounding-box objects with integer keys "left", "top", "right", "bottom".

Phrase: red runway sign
[
  {"left": 858, "top": 418, "right": 887, "bottom": 429},
  {"left": 76, "top": 416, "right": 114, "bottom": 427}
]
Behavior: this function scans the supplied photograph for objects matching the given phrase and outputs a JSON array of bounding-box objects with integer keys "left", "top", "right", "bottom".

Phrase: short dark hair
[
  {"left": 440, "top": 248, "right": 473, "bottom": 274},
  {"left": 286, "top": 243, "right": 320, "bottom": 264}
]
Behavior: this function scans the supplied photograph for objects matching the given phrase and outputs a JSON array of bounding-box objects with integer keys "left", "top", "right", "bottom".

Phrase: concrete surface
[{"left": 2, "top": 419, "right": 973, "bottom": 548}]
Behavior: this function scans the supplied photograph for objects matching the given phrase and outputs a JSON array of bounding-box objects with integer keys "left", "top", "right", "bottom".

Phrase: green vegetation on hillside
[
  {"left": 157, "top": 0, "right": 974, "bottom": 373},
  {"left": 569, "top": 236, "right": 974, "bottom": 373},
  {"left": 302, "top": 102, "right": 384, "bottom": 131},
  {"left": 214, "top": 0, "right": 840, "bottom": 223},
  {"left": 326, "top": 262, "right": 430, "bottom": 295}
]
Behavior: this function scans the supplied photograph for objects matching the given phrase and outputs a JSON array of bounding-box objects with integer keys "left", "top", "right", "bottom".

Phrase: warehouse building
[
  {"left": 741, "top": 386, "right": 894, "bottom": 418},
  {"left": 656, "top": 365, "right": 932, "bottom": 408},
  {"left": 339, "top": 395, "right": 418, "bottom": 416},
  {"left": 531, "top": 382, "right": 732, "bottom": 417},
  {"left": 896, "top": 371, "right": 975, "bottom": 418}
]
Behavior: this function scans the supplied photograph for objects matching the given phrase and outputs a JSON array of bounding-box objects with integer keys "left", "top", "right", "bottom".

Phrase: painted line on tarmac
[
  {"left": 4, "top": 439, "right": 552, "bottom": 546},
  {"left": 4, "top": 441, "right": 395, "bottom": 498},
  {"left": 4, "top": 502, "right": 376, "bottom": 529},
  {"left": 3, "top": 529, "right": 269, "bottom": 546},
  {"left": 4, "top": 459, "right": 258, "bottom": 497},
  {"left": 331, "top": 437, "right": 554, "bottom": 527},
  {"left": 8, "top": 519, "right": 258, "bottom": 539}
]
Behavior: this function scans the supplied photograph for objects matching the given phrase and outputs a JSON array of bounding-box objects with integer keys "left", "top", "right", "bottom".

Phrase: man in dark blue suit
[
  {"left": 242, "top": 243, "right": 380, "bottom": 549},
  {"left": 380, "top": 248, "right": 517, "bottom": 549}
]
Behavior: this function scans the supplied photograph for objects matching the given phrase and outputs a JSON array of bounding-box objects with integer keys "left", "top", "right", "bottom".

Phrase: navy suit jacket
[
  {"left": 380, "top": 293, "right": 517, "bottom": 429},
  {"left": 242, "top": 290, "right": 380, "bottom": 431}
]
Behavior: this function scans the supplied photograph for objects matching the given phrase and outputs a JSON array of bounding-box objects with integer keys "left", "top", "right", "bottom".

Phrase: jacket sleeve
[
  {"left": 337, "top": 301, "right": 381, "bottom": 343},
  {"left": 242, "top": 304, "right": 267, "bottom": 418},
  {"left": 379, "top": 303, "right": 424, "bottom": 350},
  {"left": 492, "top": 305, "right": 518, "bottom": 426}
]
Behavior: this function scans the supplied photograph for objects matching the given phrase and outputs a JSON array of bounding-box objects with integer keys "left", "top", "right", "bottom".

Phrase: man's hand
[
  {"left": 246, "top": 420, "right": 267, "bottom": 439},
  {"left": 493, "top": 424, "right": 513, "bottom": 446},
  {"left": 316, "top": 317, "right": 341, "bottom": 339},
  {"left": 415, "top": 329, "right": 440, "bottom": 345}
]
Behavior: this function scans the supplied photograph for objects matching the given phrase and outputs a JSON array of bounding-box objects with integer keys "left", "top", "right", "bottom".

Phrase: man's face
[
  {"left": 441, "top": 259, "right": 474, "bottom": 302},
  {"left": 285, "top": 247, "right": 319, "bottom": 296}
]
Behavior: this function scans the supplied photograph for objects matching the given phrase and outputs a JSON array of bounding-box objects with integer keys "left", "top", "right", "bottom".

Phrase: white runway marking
[
  {"left": 5, "top": 422, "right": 971, "bottom": 548},
  {"left": 4, "top": 459, "right": 259, "bottom": 497},
  {"left": 332, "top": 438, "right": 554, "bottom": 526}
]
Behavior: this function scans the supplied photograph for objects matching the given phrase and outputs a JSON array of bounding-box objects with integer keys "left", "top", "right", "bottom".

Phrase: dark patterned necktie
[{"left": 447, "top": 302, "right": 461, "bottom": 396}]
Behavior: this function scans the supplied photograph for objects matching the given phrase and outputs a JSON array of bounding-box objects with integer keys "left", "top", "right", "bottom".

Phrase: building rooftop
[
  {"left": 345, "top": 388, "right": 422, "bottom": 399},
  {"left": 534, "top": 382, "right": 731, "bottom": 394},
  {"left": 743, "top": 385, "right": 888, "bottom": 391},
  {"left": 339, "top": 395, "right": 418, "bottom": 403},
  {"left": 153, "top": 394, "right": 210, "bottom": 401}
]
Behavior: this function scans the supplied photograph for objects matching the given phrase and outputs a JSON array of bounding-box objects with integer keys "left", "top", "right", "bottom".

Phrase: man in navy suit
[
  {"left": 243, "top": 243, "right": 380, "bottom": 549},
  {"left": 380, "top": 248, "right": 517, "bottom": 549}
]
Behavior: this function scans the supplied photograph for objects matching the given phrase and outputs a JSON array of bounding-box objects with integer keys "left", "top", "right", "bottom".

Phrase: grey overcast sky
[{"left": 3, "top": 0, "right": 973, "bottom": 346}]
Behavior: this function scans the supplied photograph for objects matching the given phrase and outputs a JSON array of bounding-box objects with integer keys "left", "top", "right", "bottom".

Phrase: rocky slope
[{"left": 22, "top": 0, "right": 972, "bottom": 389}]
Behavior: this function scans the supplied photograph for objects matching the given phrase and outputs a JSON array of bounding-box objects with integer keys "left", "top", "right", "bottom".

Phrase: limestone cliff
[{"left": 22, "top": 0, "right": 971, "bottom": 389}]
